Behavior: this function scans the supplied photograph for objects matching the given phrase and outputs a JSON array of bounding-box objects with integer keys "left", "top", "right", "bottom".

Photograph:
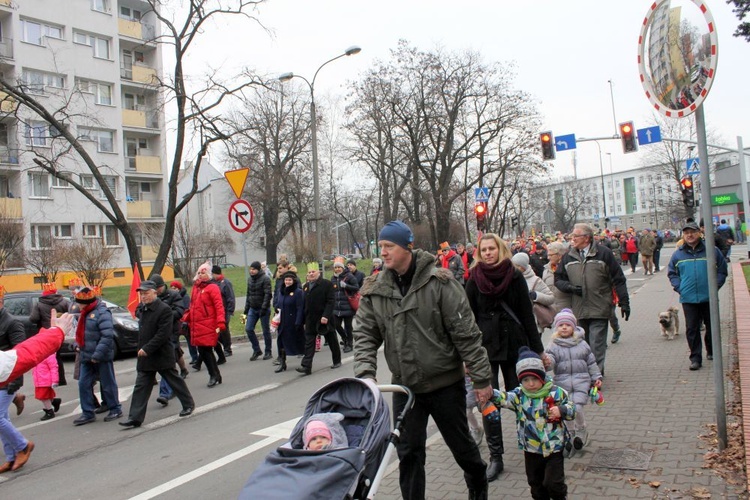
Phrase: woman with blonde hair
[{"left": 465, "top": 233, "right": 546, "bottom": 481}]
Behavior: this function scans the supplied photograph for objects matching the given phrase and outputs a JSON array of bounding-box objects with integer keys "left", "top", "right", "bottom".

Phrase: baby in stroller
[{"left": 303, "top": 413, "right": 349, "bottom": 451}]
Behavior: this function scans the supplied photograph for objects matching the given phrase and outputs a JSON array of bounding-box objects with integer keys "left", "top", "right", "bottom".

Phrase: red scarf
[
  {"left": 469, "top": 259, "right": 515, "bottom": 297},
  {"left": 75, "top": 301, "right": 97, "bottom": 350}
]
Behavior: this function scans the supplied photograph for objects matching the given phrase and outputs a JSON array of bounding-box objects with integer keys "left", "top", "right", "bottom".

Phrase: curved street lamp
[{"left": 279, "top": 46, "right": 361, "bottom": 272}]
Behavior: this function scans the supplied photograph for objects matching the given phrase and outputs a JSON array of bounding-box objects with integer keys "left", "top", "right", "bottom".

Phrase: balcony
[
  {"left": 121, "top": 64, "right": 158, "bottom": 85},
  {"left": 118, "top": 18, "right": 156, "bottom": 41},
  {"left": 0, "top": 91, "right": 17, "bottom": 112},
  {"left": 0, "top": 148, "right": 19, "bottom": 166},
  {"left": 122, "top": 109, "right": 158, "bottom": 129},
  {"left": 126, "top": 155, "right": 161, "bottom": 174},
  {"left": 0, "top": 38, "right": 13, "bottom": 59},
  {"left": 126, "top": 199, "right": 164, "bottom": 218},
  {"left": 0, "top": 197, "right": 21, "bottom": 218}
]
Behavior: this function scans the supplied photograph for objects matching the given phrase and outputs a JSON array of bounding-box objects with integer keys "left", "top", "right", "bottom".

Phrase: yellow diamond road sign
[{"left": 224, "top": 168, "right": 249, "bottom": 199}]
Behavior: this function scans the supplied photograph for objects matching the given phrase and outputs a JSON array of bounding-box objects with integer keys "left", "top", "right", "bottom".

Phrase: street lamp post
[
  {"left": 279, "top": 45, "right": 361, "bottom": 273},
  {"left": 594, "top": 140, "right": 608, "bottom": 228}
]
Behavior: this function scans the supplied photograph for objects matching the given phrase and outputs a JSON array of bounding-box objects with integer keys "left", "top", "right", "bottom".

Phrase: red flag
[{"left": 127, "top": 263, "right": 141, "bottom": 318}]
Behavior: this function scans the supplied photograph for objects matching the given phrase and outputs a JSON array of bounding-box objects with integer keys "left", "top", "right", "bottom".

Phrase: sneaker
[{"left": 611, "top": 330, "right": 621, "bottom": 344}]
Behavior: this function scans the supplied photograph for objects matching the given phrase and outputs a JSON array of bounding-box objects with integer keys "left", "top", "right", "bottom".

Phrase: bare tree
[
  {"left": 169, "top": 218, "right": 236, "bottom": 280},
  {"left": 0, "top": 1, "right": 267, "bottom": 277},
  {"left": 25, "top": 240, "right": 64, "bottom": 285},
  {"left": 226, "top": 83, "right": 312, "bottom": 263},
  {"left": 61, "top": 239, "right": 119, "bottom": 288},
  {"left": 346, "top": 41, "right": 542, "bottom": 245},
  {"left": 0, "top": 214, "right": 24, "bottom": 276}
]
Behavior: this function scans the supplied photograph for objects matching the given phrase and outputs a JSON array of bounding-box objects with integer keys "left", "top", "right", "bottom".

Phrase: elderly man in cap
[
  {"left": 73, "top": 286, "right": 122, "bottom": 426},
  {"left": 297, "top": 262, "right": 341, "bottom": 375},
  {"left": 354, "top": 220, "right": 493, "bottom": 500},
  {"left": 668, "top": 221, "right": 728, "bottom": 371},
  {"left": 120, "top": 281, "right": 195, "bottom": 428}
]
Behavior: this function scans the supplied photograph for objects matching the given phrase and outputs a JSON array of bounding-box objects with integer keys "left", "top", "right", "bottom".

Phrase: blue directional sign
[
  {"left": 637, "top": 126, "right": 662, "bottom": 145},
  {"left": 686, "top": 157, "right": 700, "bottom": 176},
  {"left": 554, "top": 133, "right": 576, "bottom": 151},
  {"left": 474, "top": 187, "right": 490, "bottom": 202}
]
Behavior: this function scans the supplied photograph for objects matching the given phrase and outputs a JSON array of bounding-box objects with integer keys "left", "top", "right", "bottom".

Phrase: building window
[
  {"left": 51, "top": 175, "right": 70, "bottom": 188},
  {"left": 73, "top": 31, "right": 111, "bottom": 60},
  {"left": 76, "top": 79, "right": 113, "bottom": 105},
  {"left": 92, "top": 0, "right": 110, "bottom": 13},
  {"left": 82, "top": 224, "right": 100, "bottom": 238},
  {"left": 30, "top": 172, "right": 50, "bottom": 197},
  {"left": 21, "top": 19, "right": 63, "bottom": 46},
  {"left": 104, "top": 225, "right": 119, "bottom": 246},
  {"left": 79, "top": 128, "right": 114, "bottom": 153},
  {"left": 120, "top": 6, "right": 142, "bottom": 21},
  {"left": 54, "top": 224, "right": 73, "bottom": 238},
  {"left": 25, "top": 121, "right": 51, "bottom": 146},
  {"left": 30, "top": 225, "right": 52, "bottom": 249},
  {"left": 22, "top": 69, "right": 65, "bottom": 94},
  {"left": 615, "top": 180, "right": 620, "bottom": 187},
  {"left": 99, "top": 176, "right": 117, "bottom": 199},
  {"left": 80, "top": 174, "right": 95, "bottom": 189}
]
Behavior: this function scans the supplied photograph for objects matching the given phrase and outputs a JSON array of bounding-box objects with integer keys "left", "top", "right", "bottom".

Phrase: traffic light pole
[{"left": 695, "top": 106, "right": 726, "bottom": 451}]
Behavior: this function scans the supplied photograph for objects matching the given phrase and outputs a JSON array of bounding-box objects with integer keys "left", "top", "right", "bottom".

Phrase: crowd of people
[{"left": 0, "top": 217, "right": 735, "bottom": 497}]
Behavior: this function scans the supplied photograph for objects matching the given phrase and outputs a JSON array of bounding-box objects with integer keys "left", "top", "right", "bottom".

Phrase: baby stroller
[{"left": 240, "top": 377, "right": 413, "bottom": 500}]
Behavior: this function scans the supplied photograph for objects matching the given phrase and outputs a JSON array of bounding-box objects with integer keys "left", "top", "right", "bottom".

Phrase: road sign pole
[
  {"left": 696, "top": 106, "right": 726, "bottom": 451},
  {"left": 737, "top": 136, "right": 750, "bottom": 257}
]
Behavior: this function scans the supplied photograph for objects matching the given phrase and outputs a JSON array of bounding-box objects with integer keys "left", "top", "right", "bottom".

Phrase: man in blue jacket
[{"left": 667, "top": 221, "right": 728, "bottom": 371}]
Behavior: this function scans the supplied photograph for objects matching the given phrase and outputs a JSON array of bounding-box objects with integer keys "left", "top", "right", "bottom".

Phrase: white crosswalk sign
[{"left": 686, "top": 158, "right": 700, "bottom": 176}]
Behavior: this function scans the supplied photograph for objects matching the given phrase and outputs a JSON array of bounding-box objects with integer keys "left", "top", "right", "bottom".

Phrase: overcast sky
[{"left": 183, "top": 0, "right": 749, "bottom": 181}]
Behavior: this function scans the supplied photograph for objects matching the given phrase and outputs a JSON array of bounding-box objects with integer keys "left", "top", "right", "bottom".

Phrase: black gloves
[
  {"left": 620, "top": 304, "right": 631, "bottom": 321},
  {"left": 573, "top": 286, "right": 583, "bottom": 296},
  {"left": 529, "top": 291, "right": 537, "bottom": 301}
]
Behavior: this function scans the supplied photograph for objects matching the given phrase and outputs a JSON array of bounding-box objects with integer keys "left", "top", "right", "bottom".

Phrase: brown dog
[{"left": 659, "top": 306, "right": 680, "bottom": 340}]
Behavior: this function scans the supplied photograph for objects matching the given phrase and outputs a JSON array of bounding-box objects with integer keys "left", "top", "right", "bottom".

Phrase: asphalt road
[{"left": 0, "top": 245, "right": 680, "bottom": 499}]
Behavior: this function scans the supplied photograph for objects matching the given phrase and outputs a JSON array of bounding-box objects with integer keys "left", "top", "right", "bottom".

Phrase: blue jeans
[
  {"left": 0, "top": 389, "right": 28, "bottom": 462},
  {"left": 78, "top": 360, "right": 121, "bottom": 418},
  {"left": 246, "top": 308, "right": 271, "bottom": 355}
]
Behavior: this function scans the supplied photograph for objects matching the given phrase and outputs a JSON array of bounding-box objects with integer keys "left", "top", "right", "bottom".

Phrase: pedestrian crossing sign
[{"left": 685, "top": 158, "right": 700, "bottom": 176}]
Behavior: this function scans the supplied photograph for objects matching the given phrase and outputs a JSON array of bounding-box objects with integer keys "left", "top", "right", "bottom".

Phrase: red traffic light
[
  {"left": 541, "top": 133, "right": 551, "bottom": 143},
  {"left": 619, "top": 121, "right": 638, "bottom": 154},
  {"left": 681, "top": 178, "right": 693, "bottom": 188},
  {"left": 475, "top": 204, "right": 486, "bottom": 215},
  {"left": 621, "top": 123, "right": 632, "bottom": 134}
]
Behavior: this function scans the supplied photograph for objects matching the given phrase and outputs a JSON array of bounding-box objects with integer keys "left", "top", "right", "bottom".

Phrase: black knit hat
[
  {"left": 250, "top": 261, "right": 262, "bottom": 271},
  {"left": 211, "top": 265, "right": 222, "bottom": 275}
]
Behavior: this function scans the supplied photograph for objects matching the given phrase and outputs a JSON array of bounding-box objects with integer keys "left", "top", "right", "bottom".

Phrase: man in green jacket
[{"left": 354, "top": 220, "right": 493, "bottom": 500}]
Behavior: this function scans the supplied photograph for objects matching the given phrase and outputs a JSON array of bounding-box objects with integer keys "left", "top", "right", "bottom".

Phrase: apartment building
[{"left": 0, "top": 0, "right": 167, "bottom": 290}]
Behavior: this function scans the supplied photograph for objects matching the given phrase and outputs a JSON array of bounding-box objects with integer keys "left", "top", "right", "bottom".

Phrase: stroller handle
[{"left": 367, "top": 385, "right": 414, "bottom": 499}]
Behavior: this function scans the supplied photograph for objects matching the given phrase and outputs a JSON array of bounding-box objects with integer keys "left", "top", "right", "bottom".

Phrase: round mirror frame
[{"left": 637, "top": 0, "right": 718, "bottom": 118}]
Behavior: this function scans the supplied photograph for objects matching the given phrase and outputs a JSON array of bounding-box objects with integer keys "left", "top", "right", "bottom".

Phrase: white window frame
[
  {"left": 79, "top": 128, "right": 115, "bottom": 153},
  {"left": 25, "top": 121, "right": 52, "bottom": 147},
  {"left": 99, "top": 175, "right": 117, "bottom": 199},
  {"left": 23, "top": 69, "right": 65, "bottom": 94},
  {"left": 92, "top": 0, "right": 110, "bottom": 13},
  {"left": 54, "top": 224, "right": 73, "bottom": 239},
  {"left": 21, "top": 19, "right": 64, "bottom": 46},
  {"left": 30, "top": 225, "right": 52, "bottom": 249},
  {"left": 73, "top": 31, "right": 111, "bottom": 60},
  {"left": 80, "top": 174, "right": 95, "bottom": 190},
  {"left": 76, "top": 79, "right": 113, "bottom": 105},
  {"left": 120, "top": 6, "right": 142, "bottom": 21},
  {"left": 82, "top": 224, "right": 100, "bottom": 238},
  {"left": 29, "top": 172, "right": 50, "bottom": 198},
  {"left": 51, "top": 175, "right": 71, "bottom": 188},
  {"left": 104, "top": 225, "right": 120, "bottom": 246}
]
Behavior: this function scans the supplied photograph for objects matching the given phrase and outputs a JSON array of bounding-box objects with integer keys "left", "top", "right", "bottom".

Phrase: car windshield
[{"left": 102, "top": 300, "right": 129, "bottom": 314}]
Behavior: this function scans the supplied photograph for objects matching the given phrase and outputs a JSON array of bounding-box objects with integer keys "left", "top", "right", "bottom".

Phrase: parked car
[
  {"left": 344, "top": 254, "right": 362, "bottom": 261},
  {"left": 2, "top": 291, "right": 139, "bottom": 358}
]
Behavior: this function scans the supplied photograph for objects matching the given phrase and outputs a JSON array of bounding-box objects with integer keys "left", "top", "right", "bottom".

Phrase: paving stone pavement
[{"left": 373, "top": 253, "right": 746, "bottom": 499}]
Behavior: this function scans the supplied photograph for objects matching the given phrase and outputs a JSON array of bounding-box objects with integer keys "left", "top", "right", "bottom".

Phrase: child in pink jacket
[{"left": 33, "top": 353, "right": 61, "bottom": 420}]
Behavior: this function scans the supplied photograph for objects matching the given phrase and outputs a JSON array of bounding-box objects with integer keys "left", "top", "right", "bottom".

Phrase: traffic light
[
  {"left": 540, "top": 131, "right": 555, "bottom": 160},
  {"left": 619, "top": 121, "right": 638, "bottom": 153},
  {"left": 475, "top": 202, "right": 487, "bottom": 231},
  {"left": 680, "top": 177, "right": 695, "bottom": 207}
]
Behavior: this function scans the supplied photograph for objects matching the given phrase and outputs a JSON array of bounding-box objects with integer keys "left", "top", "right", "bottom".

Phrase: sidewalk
[{"left": 374, "top": 258, "right": 747, "bottom": 499}]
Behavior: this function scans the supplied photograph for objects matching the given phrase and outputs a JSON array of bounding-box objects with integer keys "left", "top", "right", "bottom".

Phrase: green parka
[{"left": 353, "top": 250, "right": 492, "bottom": 393}]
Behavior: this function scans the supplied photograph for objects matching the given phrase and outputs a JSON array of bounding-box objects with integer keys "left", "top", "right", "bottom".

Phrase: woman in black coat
[
  {"left": 274, "top": 272, "right": 305, "bottom": 372},
  {"left": 465, "top": 233, "right": 546, "bottom": 482},
  {"left": 330, "top": 261, "right": 359, "bottom": 353}
]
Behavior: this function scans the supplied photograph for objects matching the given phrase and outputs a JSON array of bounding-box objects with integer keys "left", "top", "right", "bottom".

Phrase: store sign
[{"left": 711, "top": 193, "right": 741, "bottom": 206}]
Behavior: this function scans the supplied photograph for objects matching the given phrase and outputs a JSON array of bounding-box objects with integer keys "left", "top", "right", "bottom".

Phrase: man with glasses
[
  {"left": 297, "top": 263, "right": 341, "bottom": 375},
  {"left": 555, "top": 223, "right": 630, "bottom": 374}
]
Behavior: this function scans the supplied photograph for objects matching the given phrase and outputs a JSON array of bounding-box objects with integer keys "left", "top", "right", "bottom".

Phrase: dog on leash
[{"left": 659, "top": 306, "right": 680, "bottom": 340}]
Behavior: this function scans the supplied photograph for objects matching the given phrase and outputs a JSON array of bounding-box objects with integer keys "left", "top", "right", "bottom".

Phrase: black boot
[
  {"left": 274, "top": 349, "right": 287, "bottom": 373},
  {"left": 468, "top": 483, "right": 488, "bottom": 500},
  {"left": 40, "top": 408, "right": 56, "bottom": 421},
  {"left": 483, "top": 415, "right": 504, "bottom": 481}
]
